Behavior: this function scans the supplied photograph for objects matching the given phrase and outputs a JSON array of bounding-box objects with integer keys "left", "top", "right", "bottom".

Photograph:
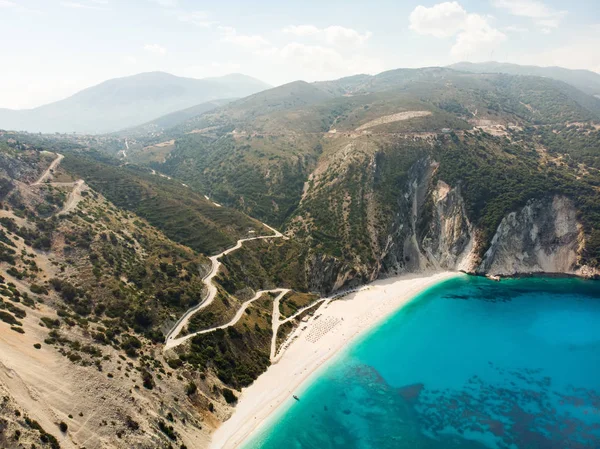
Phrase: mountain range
[
  {"left": 1, "top": 61, "right": 600, "bottom": 448},
  {"left": 0, "top": 72, "right": 270, "bottom": 134},
  {"left": 111, "top": 64, "right": 600, "bottom": 290},
  {"left": 448, "top": 61, "right": 600, "bottom": 97}
]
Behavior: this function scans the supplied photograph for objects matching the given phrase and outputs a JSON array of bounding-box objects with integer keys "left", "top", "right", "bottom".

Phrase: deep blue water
[{"left": 242, "top": 275, "right": 600, "bottom": 449}]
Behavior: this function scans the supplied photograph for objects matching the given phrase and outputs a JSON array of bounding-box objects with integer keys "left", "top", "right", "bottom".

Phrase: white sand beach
[{"left": 210, "top": 271, "right": 460, "bottom": 449}]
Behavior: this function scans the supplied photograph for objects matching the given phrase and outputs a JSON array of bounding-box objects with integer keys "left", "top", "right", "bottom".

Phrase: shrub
[
  {"left": 158, "top": 419, "right": 176, "bottom": 441},
  {"left": 141, "top": 370, "right": 155, "bottom": 390},
  {"left": 222, "top": 388, "right": 237, "bottom": 404},
  {"left": 125, "top": 415, "right": 140, "bottom": 431},
  {"left": 185, "top": 381, "right": 197, "bottom": 396},
  {"left": 30, "top": 284, "right": 48, "bottom": 295}
]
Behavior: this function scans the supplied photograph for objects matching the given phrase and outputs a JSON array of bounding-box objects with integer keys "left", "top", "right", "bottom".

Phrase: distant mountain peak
[{"left": 0, "top": 72, "right": 271, "bottom": 134}]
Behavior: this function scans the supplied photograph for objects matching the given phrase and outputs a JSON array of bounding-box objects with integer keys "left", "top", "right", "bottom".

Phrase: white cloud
[
  {"left": 492, "top": 0, "right": 566, "bottom": 31},
  {"left": 264, "top": 42, "right": 384, "bottom": 81},
  {"left": 452, "top": 14, "right": 506, "bottom": 57},
  {"left": 178, "top": 10, "right": 214, "bottom": 27},
  {"left": 149, "top": 0, "right": 178, "bottom": 6},
  {"left": 409, "top": 2, "right": 468, "bottom": 38},
  {"left": 0, "top": 0, "right": 42, "bottom": 14},
  {"left": 144, "top": 43, "right": 167, "bottom": 55},
  {"left": 279, "top": 43, "right": 343, "bottom": 72},
  {"left": 218, "top": 26, "right": 270, "bottom": 50},
  {"left": 409, "top": 2, "right": 505, "bottom": 58},
  {"left": 60, "top": 1, "right": 109, "bottom": 10},
  {"left": 323, "top": 26, "right": 372, "bottom": 47},
  {"left": 504, "top": 25, "right": 529, "bottom": 32},
  {"left": 282, "top": 24, "right": 372, "bottom": 47},
  {"left": 283, "top": 25, "right": 320, "bottom": 36}
]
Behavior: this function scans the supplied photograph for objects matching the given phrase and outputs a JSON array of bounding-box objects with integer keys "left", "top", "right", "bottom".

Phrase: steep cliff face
[
  {"left": 302, "top": 156, "right": 479, "bottom": 292},
  {"left": 379, "top": 157, "right": 433, "bottom": 274},
  {"left": 376, "top": 168, "right": 598, "bottom": 281},
  {"left": 298, "top": 155, "right": 597, "bottom": 294},
  {"left": 420, "top": 179, "right": 476, "bottom": 271},
  {"left": 379, "top": 158, "right": 476, "bottom": 276},
  {"left": 475, "top": 196, "right": 594, "bottom": 276}
]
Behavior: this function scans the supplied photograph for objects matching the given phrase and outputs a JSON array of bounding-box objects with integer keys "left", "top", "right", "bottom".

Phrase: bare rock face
[
  {"left": 421, "top": 180, "right": 475, "bottom": 271},
  {"left": 304, "top": 158, "right": 596, "bottom": 294},
  {"left": 379, "top": 157, "right": 431, "bottom": 274},
  {"left": 476, "top": 196, "right": 581, "bottom": 276},
  {"left": 307, "top": 254, "right": 360, "bottom": 294},
  {"left": 379, "top": 158, "right": 476, "bottom": 277}
]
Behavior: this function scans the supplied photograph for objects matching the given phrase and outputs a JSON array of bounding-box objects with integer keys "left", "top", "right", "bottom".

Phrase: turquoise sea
[{"left": 242, "top": 275, "right": 600, "bottom": 449}]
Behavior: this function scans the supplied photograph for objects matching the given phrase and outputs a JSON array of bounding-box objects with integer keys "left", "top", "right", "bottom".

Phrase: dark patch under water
[{"left": 243, "top": 276, "right": 600, "bottom": 449}]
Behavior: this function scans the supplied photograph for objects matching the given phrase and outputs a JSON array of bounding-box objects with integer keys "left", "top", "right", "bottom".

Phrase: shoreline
[
  {"left": 209, "top": 271, "right": 460, "bottom": 449},
  {"left": 461, "top": 270, "right": 600, "bottom": 281}
]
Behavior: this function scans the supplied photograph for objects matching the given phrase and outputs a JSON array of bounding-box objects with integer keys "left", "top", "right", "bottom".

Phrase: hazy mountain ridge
[
  {"left": 0, "top": 72, "right": 270, "bottom": 134},
  {"left": 116, "top": 98, "right": 234, "bottom": 138},
  {"left": 449, "top": 61, "right": 600, "bottom": 96}
]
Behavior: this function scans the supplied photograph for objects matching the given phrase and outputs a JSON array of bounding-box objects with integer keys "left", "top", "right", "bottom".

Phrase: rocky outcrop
[
  {"left": 306, "top": 252, "right": 361, "bottom": 294},
  {"left": 302, "top": 158, "right": 597, "bottom": 294},
  {"left": 420, "top": 180, "right": 476, "bottom": 271},
  {"left": 379, "top": 158, "right": 476, "bottom": 276},
  {"left": 476, "top": 196, "right": 586, "bottom": 276},
  {"left": 379, "top": 157, "right": 433, "bottom": 274},
  {"left": 374, "top": 168, "right": 597, "bottom": 282}
]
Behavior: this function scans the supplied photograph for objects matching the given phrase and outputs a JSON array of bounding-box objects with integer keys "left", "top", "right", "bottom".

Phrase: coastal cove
[
  {"left": 210, "top": 272, "right": 460, "bottom": 449},
  {"left": 214, "top": 274, "right": 600, "bottom": 449}
]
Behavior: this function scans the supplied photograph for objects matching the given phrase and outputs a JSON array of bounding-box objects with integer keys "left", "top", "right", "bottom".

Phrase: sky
[{"left": 1, "top": 0, "right": 599, "bottom": 109}]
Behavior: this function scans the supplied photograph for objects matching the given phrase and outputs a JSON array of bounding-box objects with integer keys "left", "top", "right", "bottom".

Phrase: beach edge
[{"left": 210, "top": 271, "right": 461, "bottom": 449}]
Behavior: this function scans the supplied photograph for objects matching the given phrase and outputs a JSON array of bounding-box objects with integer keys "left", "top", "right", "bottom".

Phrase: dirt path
[
  {"left": 164, "top": 224, "right": 284, "bottom": 350},
  {"left": 168, "top": 289, "right": 290, "bottom": 350},
  {"left": 33, "top": 179, "right": 87, "bottom": 216},
  {"left": 28, "top": 152, "right": 86, "bottom": 216},
  {"left": 32, "top": 153, "right": 64, "bottom": 185},
  {"left": 166, "top": 283, "right": 327, "bottom": 362},
  {"left": 57, "top": 180, "right": 86, "bottom": 215}
]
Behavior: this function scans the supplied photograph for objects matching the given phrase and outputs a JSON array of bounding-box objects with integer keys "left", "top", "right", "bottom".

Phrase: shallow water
[{"left": 242, "top": 276, "right": 600, "bottom": 449}]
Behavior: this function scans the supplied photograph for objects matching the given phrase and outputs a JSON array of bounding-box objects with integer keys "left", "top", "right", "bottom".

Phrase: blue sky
[{"left": 1, "top": 0, "right": 599, "bottom": 108}]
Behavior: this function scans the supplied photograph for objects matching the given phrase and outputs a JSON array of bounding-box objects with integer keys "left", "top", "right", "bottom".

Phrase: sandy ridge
[{"left": 355, "top": 110, "right": 432, "bottom": 131}]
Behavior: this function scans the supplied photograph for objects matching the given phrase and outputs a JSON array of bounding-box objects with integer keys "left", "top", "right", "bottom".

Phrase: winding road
[
  {"left": 30, "top": 153, "right": 86, "bottom": 216},
  {"left": 162, "top": 221, "right": 362, "bottom": 359},
  {"left": 165, "top": 281, "right": 327, "bottom": 363},
  {"left": 34, "top": 153, "right": 318, "bottom": 360},
  {"left": 167, "top": 288, "right": 290, "bottom": 351},
  {"left": 270, "top": 297, "right": 328, "bottom": 361},
  {"left": 32, "top": 153, "right": 64, "bottom": 185},
  {"left": 164, "top": 223, "right": 285, "bottom": 351}
]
